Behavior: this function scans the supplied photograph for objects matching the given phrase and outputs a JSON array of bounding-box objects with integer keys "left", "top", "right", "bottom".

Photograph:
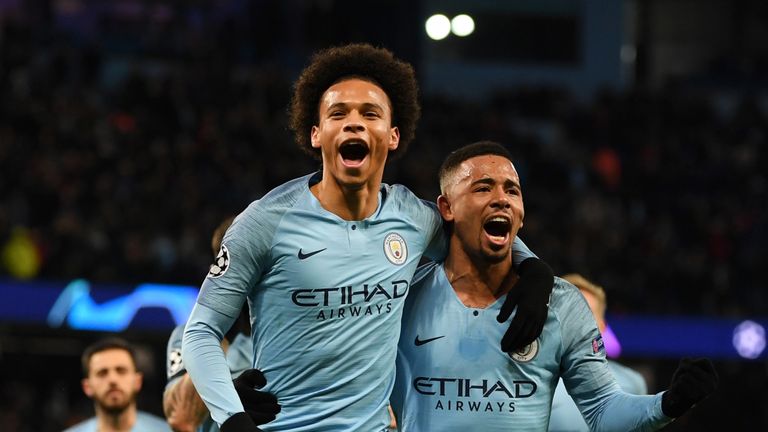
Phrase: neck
[
  {"left": 444, "top": 241, "right": 515, "bottom": 308},
  {"left": 95, "top": 404, "right": 136, "bottom": 432},
  {"left": 310, "top": 169, "right": 382, "bottom": 220}
]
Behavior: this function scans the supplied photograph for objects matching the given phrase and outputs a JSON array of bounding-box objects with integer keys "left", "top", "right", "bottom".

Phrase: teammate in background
[
  {"left": 183, "top": 44, "right": 553, "bottom": 431},
  {"left": 65, "top": 337, "right": 171, "bottom": 432},
  {"left": 391, "top": 141, "right": 718, "bottom": 431},
  {"left": 164, "top": 216, "right": 277, "bottom": 432},
  {"left": 548, "top": 274, "right": 647, "bottom": 432}
]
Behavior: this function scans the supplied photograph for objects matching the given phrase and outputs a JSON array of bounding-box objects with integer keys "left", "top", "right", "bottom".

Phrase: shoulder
[
  {"left": 549, "top": 277, "right": 593, "bottom": 323},
  {"left": 412, "top": 261, "right": 441, "bottom": 287},
  {"left": 382, "top": 183, "right": 434, "bottom": 212},
  {"left": 549, "top": 277, "right": 584, "bottom": 310},
  {"left": 228, "top": 174, "right": 313, "bottom": 242},
  {"left": 382, "top": 183, "right": 440, "bottom": 226},
  {"left": 167, "top": 324, "right": 185, "bottom": 345},
  {"left": 136, "top": 411, "right": 172, "bottom": 431},
  {"left": 382, "top": 182, "right": 418, "bottom": 201},
  {"left": 241, "top": 173, "right": 312, "bottom": 217},
  {"left": 260, "top": 173, "right": 312, "bottom": 205}
]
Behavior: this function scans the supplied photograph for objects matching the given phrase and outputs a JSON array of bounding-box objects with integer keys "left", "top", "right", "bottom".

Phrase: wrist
[
  {"left": 661, "top": 390, "right": 687, "bottom": 418},
  {"left": 220, "top": 412, "right": 259, "bottom": 432}
]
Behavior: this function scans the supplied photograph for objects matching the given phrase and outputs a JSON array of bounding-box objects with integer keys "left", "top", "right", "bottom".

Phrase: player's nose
[
  {"left": 490, "top": 188, "right": 511, "bottom": 209},
  {"left": 343, "top": 111, "right": 365, "bottom": 133}
]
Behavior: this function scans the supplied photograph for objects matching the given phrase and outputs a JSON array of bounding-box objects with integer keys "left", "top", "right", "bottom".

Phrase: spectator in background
[
  {"left": 548, "top": 273, "right": 647, "bottom": 432},
  {"left": 64, "top": 337, "right": 170, "bottom": 432}
]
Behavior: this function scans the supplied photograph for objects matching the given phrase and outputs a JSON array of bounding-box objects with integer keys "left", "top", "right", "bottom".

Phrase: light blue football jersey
[
  {"left": 63, "top": 411, "right": 170, "bottom": 432},
  {"left": 392, "top": 263, "right": 671, "bottom": 431},
  {"left": 183, "top": 173, "right": 535, "bottom": 431},
  {"left": 166, "top": 325, "right": 254, "bottom": 432},
  {"left": 226, "top": 333, "right": 254, "bottom": 378},
  {"left": 166, "top": 325, "right": 254, "bottom": 383},
  {"left": 549, "top": 361, "right": 648, "bottom": 432}
]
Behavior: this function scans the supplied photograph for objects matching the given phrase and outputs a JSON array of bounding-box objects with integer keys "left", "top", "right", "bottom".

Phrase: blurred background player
[
  {"left": 64, "top": 337, "right": 170, "bottom": 432},
  {"left": 183, "top": 43, "right": 552, "bottom": 432},
  {"left": 548, "top": 273, "right": 647, "bottom": 432},
  {"left": 391, "top": 141, "right": 719, "bottom": 431},
  {"left": 164, "top": 216, "right": 276, "bottom": 432}
]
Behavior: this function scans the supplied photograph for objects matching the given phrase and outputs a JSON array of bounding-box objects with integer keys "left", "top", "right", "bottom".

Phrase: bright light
[
  {"left": 733, "top": 320, "right": 766, "bottom": 359},
  {"left": 451, "top": 14, "right": 475, "bottom": 37},
  {"left": 425, "top": 14, "right": 451, "bottom": 40}
]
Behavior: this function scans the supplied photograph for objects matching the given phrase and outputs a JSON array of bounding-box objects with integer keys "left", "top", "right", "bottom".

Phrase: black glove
[
  {"left": 661, "top": 358, "right": 718, "bottom": 418},
  {"left": 497, "top": 257, "right": 553, "bottom": 353},
  {"left": 232, "top": 369, "right": 281, "bottom": 427},
  {"left": 220, "top": 412, "right": 262, "bottom": 432}
]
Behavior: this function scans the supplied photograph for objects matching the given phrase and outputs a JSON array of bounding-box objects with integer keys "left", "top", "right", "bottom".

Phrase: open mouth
[
  {"left": 339, "top": 140, "right": 369, "bottom": 166},
  {"left": 483, "top": 216, "right": 511, "bottom": 243}
]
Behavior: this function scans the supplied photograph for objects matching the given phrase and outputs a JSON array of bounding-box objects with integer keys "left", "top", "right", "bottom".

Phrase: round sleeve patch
[
  {"left": 168, "top": 348, "right": 184, "bottom": 376},
  {"left": 207, "top": 244, "right": 230, "bottom": 278}
]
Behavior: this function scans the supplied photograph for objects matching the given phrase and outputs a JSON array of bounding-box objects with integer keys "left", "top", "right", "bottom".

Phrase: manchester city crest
[
  {"left": 508, "top": 339, "right": 539, "bottom": 363},
  {"left": 383, "top": 233, "right": 407, "bottom": 265}
]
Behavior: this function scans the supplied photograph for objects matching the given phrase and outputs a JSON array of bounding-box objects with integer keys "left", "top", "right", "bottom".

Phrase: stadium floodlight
[
  {"left": 451, "top": 14, "right": 475, "bottom": 37},
  {"left": 425, "top": 14, "right": 451, "bottom": 40},
  {"left": 733, "top": 320, "right": 766, "bottom": 359}
]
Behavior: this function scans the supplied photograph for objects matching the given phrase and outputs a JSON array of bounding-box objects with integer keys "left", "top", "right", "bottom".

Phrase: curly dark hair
[{"left": 289, "top": 43, "right": 420, "bottom": 161}]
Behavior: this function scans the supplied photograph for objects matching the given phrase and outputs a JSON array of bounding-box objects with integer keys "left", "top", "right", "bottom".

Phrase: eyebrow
[
  {"left": 325, "top": 102, "right": 385, "bottom": 113},
  {"left": 471, "top": 177, "right": 520, "bottom": 189}
]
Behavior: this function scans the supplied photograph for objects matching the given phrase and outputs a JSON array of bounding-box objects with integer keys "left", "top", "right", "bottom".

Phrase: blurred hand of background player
[
  {"left": 661, "top": 358, "right": 719, "bottom": 418},
  {"left": 228, "top": 368, "right": 281, "bottom": 430},
  {"left": 163, "top": 374, "right": 210, "bottom": 432},
  {"left": 498, "top": 257, "right": 554, "bottom": 352}
]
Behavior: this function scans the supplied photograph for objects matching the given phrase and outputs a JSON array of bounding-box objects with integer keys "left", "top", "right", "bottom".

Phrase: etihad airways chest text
[{"left": 290, "top": 280, "right": 409, "bottom": 321}]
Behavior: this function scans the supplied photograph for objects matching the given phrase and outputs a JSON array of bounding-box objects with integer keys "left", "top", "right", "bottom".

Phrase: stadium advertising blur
[{"left": 0, "top": 279, "right": 764, "bottom": 360}]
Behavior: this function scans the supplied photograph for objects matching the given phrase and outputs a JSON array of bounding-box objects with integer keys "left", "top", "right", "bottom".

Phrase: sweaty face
[
  {"left": 82, "top": 349, "right": 142, "bottom": 415},
  {"left": 311, "top": 78, "right": 400, "bottom": 189},
  {"left": 440, "top": 155, "right": 524, "bottom": 263}
]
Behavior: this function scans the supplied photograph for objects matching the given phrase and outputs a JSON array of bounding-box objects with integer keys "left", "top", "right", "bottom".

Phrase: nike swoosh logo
[
  {"left": 298, "top": 248, "right": 327, "bottom": 260},
  {"left": 414, "top": 335, "right": 445, "bottom": 346}
]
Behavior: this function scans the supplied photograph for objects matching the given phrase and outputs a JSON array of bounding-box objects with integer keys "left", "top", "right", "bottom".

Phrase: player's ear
[
  {"left": 82, "top": 378, "right": 94, "bottom": 397},
  {"left": 311, "top": 126, "right": 320, "bottom": 149},
  {"left": 437, "top": 195, "right": 454, "bottom": 222},
  {"left": 133, "top": 371, "right": 144, "bottom": 392},
  {"left": 388, "top": 127, "right": 400, "bottom": 151}
]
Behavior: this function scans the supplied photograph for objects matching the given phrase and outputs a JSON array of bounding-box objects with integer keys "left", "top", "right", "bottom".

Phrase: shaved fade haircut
[{"left": 438, "top": 141, "right": 515, "bottom": 195}]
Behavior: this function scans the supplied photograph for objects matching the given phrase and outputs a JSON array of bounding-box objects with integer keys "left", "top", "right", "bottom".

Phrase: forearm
[
  {"left": 182, "top": 302, "right": 245, "bottom": 426},
  {"left": 581, "top": 391, "right": 672, "bottom": 432}
]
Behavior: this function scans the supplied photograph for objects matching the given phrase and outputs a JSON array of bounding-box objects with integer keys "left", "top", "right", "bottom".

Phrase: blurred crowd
[
  {"left": 1, "top": 3, "right": 767, "bottom": 431},
  {"left": 1, "top": 8, "right": 766, "bottom": 320}
]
